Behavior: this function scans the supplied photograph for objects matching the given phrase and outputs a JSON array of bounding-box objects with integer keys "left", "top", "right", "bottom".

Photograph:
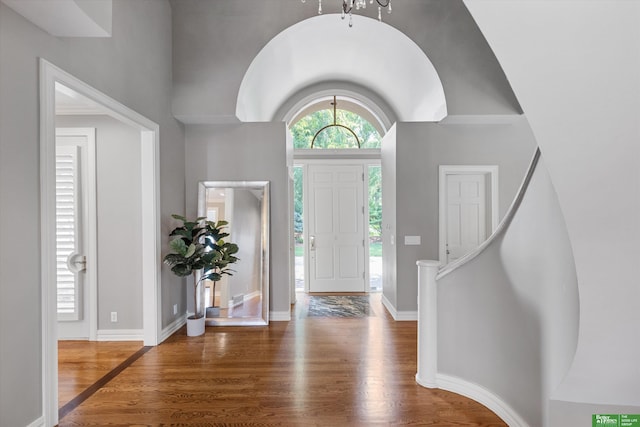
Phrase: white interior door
[
  {"left": 445, "top": 173, "right": 486, "bottom": 263},
  {"left": 308, "top": 164, "right": 366, "bottom": 292},
  {"left": 56, "top": 128, "right": 97, "bottom": 340}
]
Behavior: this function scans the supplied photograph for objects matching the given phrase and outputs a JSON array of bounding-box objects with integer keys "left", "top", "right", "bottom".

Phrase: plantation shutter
[{"left": 56, "top": 146, "right": 81, "bottom": 321}]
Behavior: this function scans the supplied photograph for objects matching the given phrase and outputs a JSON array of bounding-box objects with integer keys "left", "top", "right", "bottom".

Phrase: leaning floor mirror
[{"left": 197, "top": 181, "right": 270, "bottom": 326}]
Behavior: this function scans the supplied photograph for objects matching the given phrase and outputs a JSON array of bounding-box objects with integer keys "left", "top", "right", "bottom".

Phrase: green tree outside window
[{"left": 290, "top": 109, "right": 382, "bottom": 149}]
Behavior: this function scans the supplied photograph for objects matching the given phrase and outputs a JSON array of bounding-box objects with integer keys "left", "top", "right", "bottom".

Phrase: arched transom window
[{"left": 290, "top": 96, "right": 382, "bottom": 149}]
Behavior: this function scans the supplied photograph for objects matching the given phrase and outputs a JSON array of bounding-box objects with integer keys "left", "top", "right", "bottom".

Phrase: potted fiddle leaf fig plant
[
  {"left": 163, "top": 215, "right": 211, "bottom": 336},
  {"left": 163, "top": 215, "right": 240, "bottom": 335},
  {"left": 201, "top": 220, "right": 239, "bottom": 317}
]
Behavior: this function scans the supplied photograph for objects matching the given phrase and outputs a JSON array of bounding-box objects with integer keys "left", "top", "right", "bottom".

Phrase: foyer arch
[{"left": 236, "top": 14, "right": 447, "bottom": 123}]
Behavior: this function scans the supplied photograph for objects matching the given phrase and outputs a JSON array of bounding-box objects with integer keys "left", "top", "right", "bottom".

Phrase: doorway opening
[
  {"left": 40, "top": 59, "right": 160, "bottom": 426},
  {"left": 289, "top": 95, "right": 384, "bottom": 295}
]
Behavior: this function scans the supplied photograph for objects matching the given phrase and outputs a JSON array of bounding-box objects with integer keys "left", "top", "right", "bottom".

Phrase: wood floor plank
[
  {"left": 58, "top": 340, "right": 144, "bottom": 408},
  {"left": 59, "top": 294, "right": 506, "bottom": 426},
  {"left": 58, "top": 346, "right": 152, "bottom": 420}
]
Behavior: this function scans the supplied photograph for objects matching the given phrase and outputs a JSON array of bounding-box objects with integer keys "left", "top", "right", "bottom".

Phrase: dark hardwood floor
[{"left": 58, "top": 293, "right": 505, "bottom": 426}]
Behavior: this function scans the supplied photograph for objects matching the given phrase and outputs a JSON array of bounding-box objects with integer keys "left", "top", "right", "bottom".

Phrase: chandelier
[{"left": 302, "top": 0, "right": 392, "bottom": 27}]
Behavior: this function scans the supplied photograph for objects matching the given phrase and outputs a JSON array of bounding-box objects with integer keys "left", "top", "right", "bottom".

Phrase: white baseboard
[
  {"left": 26, "top": 415, "right": 44, "bottom": 427},
  {"left": 160, "top": 314, "right": 186, "bottom": 342},
  {"left": 96, "top": 329, "right": 144, "bottom": 341},
  {"left": 381, "top": 294, "right": 397, "bottom": 318},
  {"left": 229, "top": 290, "right": 260, "bottom": 308},
  {"left": 269, "top": 310, "right": 291, "bottom": 321},
  {"left": 395, "top": 311, "right": 418, "bottom": 321},
  {"left": 436, "top": 373, "right": 529, "bottom": 427},
  {"left": 381, "top": 294, "right": 418, "bottom": 321},
  {"left": 245, "top": 290, "right": 261, "bottom": 301}
]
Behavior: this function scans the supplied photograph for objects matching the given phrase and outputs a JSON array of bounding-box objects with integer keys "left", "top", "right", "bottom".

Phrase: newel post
[{"left": 415, "top": 260, "right": 440, "bottom": 388}]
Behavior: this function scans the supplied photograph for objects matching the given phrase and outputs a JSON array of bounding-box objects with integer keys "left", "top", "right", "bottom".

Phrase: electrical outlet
[
  {"left": 173, "top": 304, "right": 178, "bottom": 315},
  {"left": 110, "top": 312, "right": 117, "bottom": 322}
]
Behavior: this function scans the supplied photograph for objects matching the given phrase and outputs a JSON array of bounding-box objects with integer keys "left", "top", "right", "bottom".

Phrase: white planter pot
[{"left": 186, "top": 315, "right": 205, "bottom": 336}]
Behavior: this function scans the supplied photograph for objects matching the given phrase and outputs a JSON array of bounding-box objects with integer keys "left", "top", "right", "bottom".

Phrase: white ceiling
[{"left": 55, "top": 83, "right": 108, "bottom": 116}]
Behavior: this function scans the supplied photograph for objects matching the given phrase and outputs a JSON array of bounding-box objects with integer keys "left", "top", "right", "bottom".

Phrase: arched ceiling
[{"left": 236, "top": 14, "right": 447, "bottom": 123}]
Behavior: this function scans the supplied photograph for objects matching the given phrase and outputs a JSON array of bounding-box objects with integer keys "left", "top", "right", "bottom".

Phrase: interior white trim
[
  {"left": 140, "top": 129, "right": 161, "bottom": 346},
  {"left": 435, "top": 373, "right": 530, "bottom": 427},
  {"left": 39, "top": 58, "right": 161, "bottom": 427},
  {"left": 381, "top": 294, "right": 397, "bottom": 319},
  {"left": 244, "top": 290, "right": 261, "bottom": 302},
  {"left": 25, "top": 416, "right": 45, "bottom": 427},
  {"left": 269, "top": 311, "right": 292, "bottom": 321},
  {"left": 294, "top": 157, "right": 381, "bottom": 165},
  {"left": 294, "top": 148, "right": 381, "bottom": 161},
  {"left": 161, "top": 314, "right": 187, "bottom": 342},
  {"left": 283, "top": 89, "right": 391, "bottom": 134},
  {"left": 438, "top": 165, "right": 499, "bottom": 264},
  {"left": 394, "top": 311, "right": 418, "bottom": 321},
  {"left": 96, "top": 329, "right": 144, "bottom": 341},
  {"left": 56, "top": 106, "right": 107, "bottom": 116},
  {"left": 381, "top": 288, "right": 419, "bottom": 321}
]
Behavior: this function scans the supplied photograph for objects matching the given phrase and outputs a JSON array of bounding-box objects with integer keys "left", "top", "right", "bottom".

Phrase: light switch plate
[{"left": 404, "top": 235, "right": 421, "bottom": 245}]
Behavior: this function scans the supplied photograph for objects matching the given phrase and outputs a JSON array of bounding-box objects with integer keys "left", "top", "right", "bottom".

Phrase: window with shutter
[{"left": 56, "top": 146, "right": 81, "bottom": 321}]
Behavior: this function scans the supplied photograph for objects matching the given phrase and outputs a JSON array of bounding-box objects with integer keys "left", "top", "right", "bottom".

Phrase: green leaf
[
  {"left": 169, "top": 238, "right": 188, "bottom": 256},
  {"left": 172, "top": 229, "right": 190, "bottom": 238},
  {"left": 171, "top": 263, "right": 192, "bottom": 277},
  {"left": 163, "top": 253, "right": 183, "bottom": 264},
  {"left": 166, "top": 213, "right": 240, "bottom": 282},
  {"left": 185, "top": 243, "right": 196, "bottom": 258},
  {"left": 225, "top": 243, "right": 239, "bottom": 254}
]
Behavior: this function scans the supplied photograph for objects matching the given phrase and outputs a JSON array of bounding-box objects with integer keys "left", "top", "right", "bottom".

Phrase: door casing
[{"left": 40, "top": 58, "right": 161, "bottom": 426}]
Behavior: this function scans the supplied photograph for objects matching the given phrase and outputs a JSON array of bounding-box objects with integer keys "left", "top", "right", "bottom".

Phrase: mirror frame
[{"left": 197, "top": 181, "right": 270, "bottom": 326}]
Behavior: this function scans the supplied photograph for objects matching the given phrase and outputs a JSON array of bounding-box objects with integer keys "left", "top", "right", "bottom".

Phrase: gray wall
[
  {"left": 0, "top": 2, "right": 184, "bottom": 425},
  {"left": 170, "top": 0, "right": 520, "bottom": 122},
  {"left": 383, "top": 118, "right": 537, "bottom": 313},
  {"left": 184, "top": 123, "right": 289, "bottom": 314},
  {"left": 438, "top": 158, "right": 579, "bottom": 427},
  {"left": 56, "top": 115, "right": 143, "bottom": 330}
]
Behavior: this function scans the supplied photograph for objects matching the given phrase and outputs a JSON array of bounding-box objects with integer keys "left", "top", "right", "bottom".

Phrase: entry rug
[{"left": 305, "top": 295, "right": 372, "bottom": 318}]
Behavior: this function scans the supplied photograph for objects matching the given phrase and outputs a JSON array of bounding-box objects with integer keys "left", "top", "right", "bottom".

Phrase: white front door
[
  {"left": 444, "top": 173, "right": 486, "bottom": 263},
  {"left": 307, "top": 164, "right": 366, "bottom": 292},
  {"left": 56, "top": 128, "right": 97, "bottom": 340}
]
